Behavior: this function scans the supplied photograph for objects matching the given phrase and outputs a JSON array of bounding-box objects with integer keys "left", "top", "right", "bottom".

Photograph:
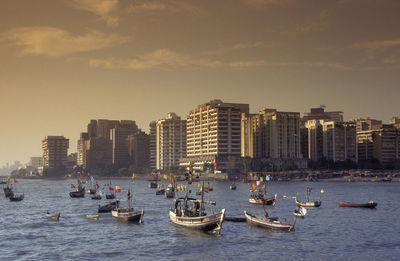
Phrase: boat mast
[{"left": 201, "top": 181, "right": 205, "bottom": 215}]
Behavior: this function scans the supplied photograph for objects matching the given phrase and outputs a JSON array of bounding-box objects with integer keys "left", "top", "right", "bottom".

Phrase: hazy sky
[{"left": 1, "top": 0, "right": 400, "bottom": 167}]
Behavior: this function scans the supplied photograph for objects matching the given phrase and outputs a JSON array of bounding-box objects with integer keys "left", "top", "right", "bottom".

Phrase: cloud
[
  {"left": 352, "top": 39, "right": 400, "bottom": 51},
  {"left": 128, "top": 0, "right": 201, "bottom": 15},
  {"left": 4, "top": 27, "right": 130, "bottom": 57},
  {"left": 244, "top": 0, "right": 295, "bottom": 6},
  {"left": 71, "top": 0, "right": 119, "bottom": 27},
  {"left": 271, "top": 61, "right": 352, "bottom": 71},
  {"left": 89, "top": 48, "right": 264, "bottom": 70},
  {"left": 205, "top": 41, "right": 263, "bottom": 56}
]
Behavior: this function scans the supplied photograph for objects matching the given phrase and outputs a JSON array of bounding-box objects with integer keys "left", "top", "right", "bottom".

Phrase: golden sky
[{"left": 1, "top": 0, "right": 400, "bottom": 166}]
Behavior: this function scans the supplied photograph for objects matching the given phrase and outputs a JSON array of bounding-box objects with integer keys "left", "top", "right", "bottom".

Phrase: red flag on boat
[
  {"left": 95, "top": 183, "right": 100, "bottom": 190},
  {"left": 80, "top": 172, "right": 84, "bottom": 177},
  {"left": 109, "top": 187, "right": 114, "bottom": 191},
  {"left": 71, "top": 184, "right": 75, "bottom": 188},
  {"left": 14, "top": 178, "right": 19, "bottom": 183}
]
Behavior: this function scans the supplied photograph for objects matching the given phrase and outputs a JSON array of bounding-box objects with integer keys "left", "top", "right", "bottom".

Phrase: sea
[{"left": 1, "top": 179, "right": 399, "bottom": 261}]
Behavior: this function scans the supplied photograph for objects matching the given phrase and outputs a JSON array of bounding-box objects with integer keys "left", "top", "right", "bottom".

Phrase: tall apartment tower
[
  {"left": 155, "top": 113, "right": 186, "bottom": 170},
  {"left": 110, "top": 120, "right": 139, "bottom": 166},
  {"left": 183, "top": 99, "right": 249, "bottom": 171},
  {"left": 241, "top": 109, "right": 301, "bottom": 159},
  {"left": 149, "top": 121, "right": 157, "bottom": 171},
  {"left": 42, "top": 136, "right": 69, "bottom": 169},
  {"left": 305, "top": 120, "right": 357, "bottom": 162},
  {"left": 127, "top": 131, "right": 150, "bottom": 169},
  {"left": 357, "top": 125, "right": 400, "bottom": 167}
]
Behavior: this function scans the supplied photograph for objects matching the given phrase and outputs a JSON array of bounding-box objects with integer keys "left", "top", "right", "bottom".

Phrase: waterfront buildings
[
  {"left": 42, "top": 136, "right": 69, "bottom": 175},
  {"left": 302, "top": 107, "right": 343, "bottom": 123},
  {"left": 154, "top": 113, "right": 186, "bottom": 170},
  {"left": 357, "top": 125, "right": 400, "bottom": 167},
  {"left": 305, "top": 120, "right": 357, "bottom": 162},
  {"left": 127, "top": 131, "right": 150, "bottom": 169},
  {"left": 149, "top": 121, "right": 157, "bottom": 171},
  {"left": 29, "top": 157, "right": 43, "bottom": 168},
  {"left": 181, "top": 99, "right": 249, "bottom": 172},
  {"left": 356, "top": 119, "right": 382, "bottom": 132}
]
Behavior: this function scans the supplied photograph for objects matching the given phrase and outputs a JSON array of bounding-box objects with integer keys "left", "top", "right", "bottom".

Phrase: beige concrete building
[
  {"left": 242, "top": 109, "right": 301, "bottom": 159},
  {"left": 149, "top": 121, "right": 157, "bottom": 171},
  {"left": 302, "top": 107, "right": 343, "bottom": 123},
  {"left": 357, "top": 125, "right": 400, "bottom": 167},
  {"left": 155, "top": 113, "right": 186, "bottom": 170},
  {"left": 182, "top": 99, "right": 249, "bottom": 172},
  {"left": 305, "top": 120, "right": 357, "bottom": 162},
  {"left": 356, "top": 119, "right": 382, "bottom": 132},
  {"left": 29, "top": 157, "right": 43, "bottom": 168},
  {"left": 42, "top": 136, "right": 69, "bottom": 169}
]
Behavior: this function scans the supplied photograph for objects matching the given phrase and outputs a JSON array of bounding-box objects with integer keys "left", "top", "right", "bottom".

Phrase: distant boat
[
  {"left": 69, "top": 179, "right": 85, "bottom": 198},
  {"left": 91, "top": 194, "right": 102, "bottom": 200},
  {"left": 148, "top": 181, "right": 157, "bottom": 188},
  {"left": 230, "top": 184, "right": 237, "bottom": 190},
  {"left": 293, "top": 206, "right": 307, "bottom": 218},
  {"left": 249, "top": 180, "right": 276, "bottom": 205},
  {"left": 9, "top": 193, "right": 24, "bottom": 201},
  {"left": 165, "top": 184, "right": 175, "bottom": 198},
  {"left": 98, "top": 201, "right": 119, "bottom": 213},
  {"left": 338, "top": 201, "right": 377, "bottom": 208},
  {"left": 46, "top": 212, "right": 60, "bottom": 221},
  {"left": 111, "top": 188, "right": 144, "bottom": 223},
  {"left": 156, "top": 189, "right": 165, "bottom": 195},
  {"left": 295, "top": 187, "right": 321, "bottom": 207},
  {"left": 86, "top": 214, "right": 99, "bottom": 220},
  {"left": 244, "top": 211, "right": 294, "bottom": 232},
  {"left": 169, "top": 182, "right": 225, "bottom": 234}
]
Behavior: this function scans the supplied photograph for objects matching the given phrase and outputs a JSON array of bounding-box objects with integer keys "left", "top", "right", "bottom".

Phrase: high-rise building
[
  {"left": 155, "top": 113, "right": 186, "bottom": 170},
  {"left": 356, "top": 119, "right": 382, "bottom": 132},
  {"left": 149, "top": 121, "right": 157, "bottom": 171},
  {"left": 29, "top": 157, "right": 43, "bottom": 168},
  {"left": 242, "top": 109, "right": 301, "bottom": 159},
  {"left": 302, "top": 107, "right": 343, "bottom": 123},
  {"left": 42, "top": 136, "right": 69, "bottom": 169},
  {"left": 78, "top": 119, "right": 139, "bottom": 171},
  {"left": 127, "top": 131, "right": 150, "bottom": 169},
  {"left": 357, "top": 125, "right": 400, "bottom": 167},
  {"left": 305, "top": 120, "right": 357, "bottom": 162},
  {"left": 182, "top": 99, "right": 249, "bottom": 171}
]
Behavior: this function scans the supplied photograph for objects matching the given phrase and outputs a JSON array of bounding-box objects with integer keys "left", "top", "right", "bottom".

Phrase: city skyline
[{"left": 1, "top": 0, "right": 400, "bottom": 166}]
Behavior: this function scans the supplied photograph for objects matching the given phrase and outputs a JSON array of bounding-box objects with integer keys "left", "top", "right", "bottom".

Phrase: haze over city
[{"left": 1, "top": 0, "right": 399, "bottom": 167}]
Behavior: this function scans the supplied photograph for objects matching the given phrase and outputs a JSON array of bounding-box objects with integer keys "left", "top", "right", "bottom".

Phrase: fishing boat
[
  {"left": 46, "top": 212, "right": 60, "bottom": 221},
  {"left": 69, "top": 179, "right": 85, "bottom": 198},
  {"left": 86, "top": 214, "right": 99, "bottom": 220},
  {"left": 249, "top": 179, "right": 276, "bottom": 205},
  {"left": 9, "top": 193, "right": 24, "bottom": 201},
  {"left": 9, "top": 178, "right": 23, "bottom": 201},
  {"left": 111, "top": 188, "right": 144, "bottom": 223},
  {"left": 293, "top": 206, "right": 307, "bottom": 218},
  {"left": 244, "top": 211, "right": 294, "bottom": 231},
  {"left": 148, "top": 181, "right": 157, "bottom": 188},
  {"left": 338, "top": 201, "right": 377, "bottom": 208},
  {"left": 230, "top": 183, "right": 237, "bottom": 190},
  {"left": 169, "top": 182, "right": 225, "bottom": 234},
  {"left": 98, "top": 200, "right": 119, "bottom": 213},
  {"left": 165, "top": 184, "right": 175, "bottom": 198},
  {"left": 295, "top": 187, "right": 321, "bottom": 207},
  {"left": 156, "top": 184, "right": 165, "bottom": 195}
]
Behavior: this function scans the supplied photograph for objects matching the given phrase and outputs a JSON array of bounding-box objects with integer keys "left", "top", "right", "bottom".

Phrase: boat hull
[
  {"left": 112, "top": 208, "right": 144, "bottom": 223},
  {"left": 244, "top": 211, "right": 294, "bottom": 232},
  {"left": 9, "top": 194, "right": 24, "bottom": 201},
  {"left": 249, "top": 196, "right": 276, "bottom": 205},
  {"left": 46, "top": 213, "right": 60, "bottom": 221},
  {"left": 296, "top": 199, "right": 321, "bottom": 207},
  {"left": 106, "top": 194, "right": 115, "bottom": 199},
  {"left": 169, "top": 209, "right": 225, "bottom": 233},
  {"left": 98, "top": 201, "right": 119, "bottom": 213},
  {"left": 338, "top": 201, "right": 377, "bottom": 208}
]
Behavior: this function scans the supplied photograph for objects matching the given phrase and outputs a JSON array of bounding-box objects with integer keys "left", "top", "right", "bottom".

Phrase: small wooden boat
[
  {"left": 165, "top": 184, "right": 175, "bottom": 198},
  {"left": 249, "top": 193, "right": 276, "bottom": 205},
  {"left": 148, "top": 181, "right": 157, "bottom": 188},
  {"left": 46, "top": 212, "right": 60, "bottom": 221},
  {"left": 244, "top": 211, "right": 294, "bottom": 232},
  {"left": 9, "top": 193, "right": 24, "bottom": 201},
  {"left": 338, "top": 201, "right": 377, "bottom": 208},
  {"left": 70, "top": 189, "right": 85, "bottom": 198},
  {"left": 156, "top": 189, "right": 165, "bottom": 195},
  {"left": 293, "top": 206, "right": 307, "bottom": 218},
  {"left": 112, "top": 207, "right": 144, "bottom": 222},
  {"left": 86, "top": 214, "right": 99, "bottom": 220},
  {"left": 98, "top": 201, "right": 119, "bottom": 213},
  {"left": 295, "top": 187, "right": 321, "bottom": 207},
  {"left": 295, "top": 198, "right": 321, "bottom": 207},
  {"left": 230, "top": 184, "right": 237, "bottom": 190},
  {"left": 106, "top": 194, "right": 115, "bottom": 199},
  {"left": 91, "top": 194, "right": 102, "bottom": 200}
]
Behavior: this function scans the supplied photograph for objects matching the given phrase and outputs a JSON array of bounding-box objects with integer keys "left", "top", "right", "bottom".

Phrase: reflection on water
[{"left": 0, "top": 179, "right": 400, "bottom": 260}]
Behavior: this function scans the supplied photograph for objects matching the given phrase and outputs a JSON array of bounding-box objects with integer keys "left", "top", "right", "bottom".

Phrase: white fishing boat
[
  {"left": 46, "top": 212, "right": 60, "bottom": 221},
  {"left": 86, "top": 214, "right": 99, "bottom": 220},
  {"left": 111, "top": 187, "right": 144, "bottom": 223}
]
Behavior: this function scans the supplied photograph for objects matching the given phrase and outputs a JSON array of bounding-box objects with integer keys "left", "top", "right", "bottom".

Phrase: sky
[{"left": 1, "top": 0, "right": 400, "bottom": 167}]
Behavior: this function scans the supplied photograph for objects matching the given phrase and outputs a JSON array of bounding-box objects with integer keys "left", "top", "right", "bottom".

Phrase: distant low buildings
[{"left": 29, "top": 157, "right": 43, "bottom": 169}]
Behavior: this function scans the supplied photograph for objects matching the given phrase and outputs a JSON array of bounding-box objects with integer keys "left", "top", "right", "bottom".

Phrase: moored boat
[
  {"left": 98, "top": 200, "right": 119, "bottom": 213},
  {"left": 230, "top": 184, "right": 237, "bottom": 190},
  {"left": 46, "top": 212, "right": 60, "bottom": 221},
  {"left": 156, "top": 189, "right": 165, "bottom": 195},
  {"left": 86, "top": 214, "right": 99, "bottom": 220},
  {"left": 244, "top": 211, "right": 294, "bottom": 231},
  {"left": 70, "top": 179, "right": 85, "bottom": 198},
  {"left": 295, "top": 187, "right": 321, "bottom": 207},
  {"left": 338, "top": 201, "right": 377, "bottom": 208},
  {"left": 165, "top": 184, "right": 175, "bottom": 198},
  {"left": 10, "top": 193, "right": 24, "bottom": 201},
  {"left": 111, "top": 188, "right": 144, "bottom": 223}
]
